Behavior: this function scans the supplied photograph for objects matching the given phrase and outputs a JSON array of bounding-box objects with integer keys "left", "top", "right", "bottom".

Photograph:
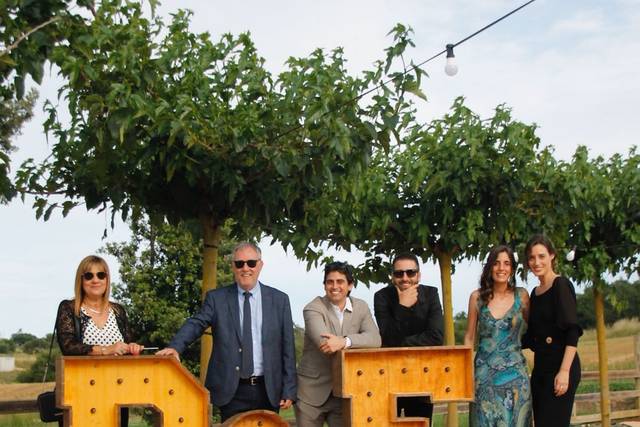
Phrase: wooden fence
[
  {"left": 569, "top": 333, "right": 640, "bottom": 425},
  {"left": 2, "top": 336, "right": 640, "bottom": 425}
]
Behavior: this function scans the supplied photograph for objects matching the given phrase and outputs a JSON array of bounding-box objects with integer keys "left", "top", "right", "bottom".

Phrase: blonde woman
[
  {"left": 56, "top": 255, "right": 142, "bottom": 356},
  {"left": 55, "top": 255, "right": 142, "bottom": 426}
]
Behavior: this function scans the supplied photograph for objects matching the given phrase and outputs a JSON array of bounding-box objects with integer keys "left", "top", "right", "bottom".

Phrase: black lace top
[{"left": 55, "top": 299, "right": 133, "bottom": 355}]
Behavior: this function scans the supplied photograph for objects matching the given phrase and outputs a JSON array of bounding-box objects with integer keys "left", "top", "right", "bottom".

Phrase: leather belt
[{"left": 239, "top": 376, "right": 264, "bottom": 386}]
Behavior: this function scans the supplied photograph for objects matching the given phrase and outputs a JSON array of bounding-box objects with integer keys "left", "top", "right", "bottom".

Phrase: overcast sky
[{"left": 1, "top": 0, "right": 639, "bottom": 338}]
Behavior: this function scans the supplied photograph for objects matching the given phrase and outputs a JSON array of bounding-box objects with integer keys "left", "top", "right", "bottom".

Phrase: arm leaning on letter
[
  {"left": 346, "top": 298, "right": 381, "bottom": 349},
  {"left": 167, "top": 289, "right": 218, "bottom": 354}
]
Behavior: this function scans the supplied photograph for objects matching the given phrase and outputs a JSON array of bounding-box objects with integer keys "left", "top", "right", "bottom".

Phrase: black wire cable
[{"left": 271, "top": 0, "right": 538, "bottom": 143}]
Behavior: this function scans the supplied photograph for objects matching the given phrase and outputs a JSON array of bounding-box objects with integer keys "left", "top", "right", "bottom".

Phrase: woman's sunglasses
[
  {"left": 83, "top": 272, "right": 107, "bottom": 281},
  {"left": 233, "top": 259, "right": 259, "bottom": 269}
]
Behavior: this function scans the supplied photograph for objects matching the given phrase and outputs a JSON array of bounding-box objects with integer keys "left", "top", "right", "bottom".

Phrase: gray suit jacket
[
  {"left": 168, "top": 282, "right": 297, "bottom": 407},
  {"left": 296, "top": 296, "right": 381, "bottom": 406}
]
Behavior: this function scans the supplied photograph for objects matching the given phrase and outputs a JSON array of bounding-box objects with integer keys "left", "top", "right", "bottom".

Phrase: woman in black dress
[{"left": 523, "top": 235, "right": 582, "bottom": 426}]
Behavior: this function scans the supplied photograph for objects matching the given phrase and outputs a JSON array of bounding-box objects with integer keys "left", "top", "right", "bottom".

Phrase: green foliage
[
  {"left": 293, "top": 324, "right": 305, "bottom": 363},
  {"left": 0, "top": 0, "right": 92, "bottom": 202},
  {"left": 20, "top": 336, "right": 49, "bottom": 354},
  {"left": 16, "top": 347, "right": 59, "bottom": 382},
  {"left": 17, "top": 1, "right": 421, "bottom": 238},
  {"left": 559, "top": 147, "right": 640, "bottom": 286},
  {"left": 276, "top": 97, "right": 553, "bottom": 284},
  {"left": 0, "top": 0, "right": 78, "bottom": 95},
  {"left": 0, "top": 339, "right": 16, "bottom": 354},
  {"left": 9, "top": 331, "right": 37, "bottom": 346},
  {"left": 453, "top": 311, "right": 468, "bottom": 345},
  {"left": 105, "top": 216, "right": 235, "bottom": 376},
  {"left": 576, "top": 280, "right": 640, "bottom": 329},
  {"left": 0, "top": 88, "right": 37, "bottom": 202}
]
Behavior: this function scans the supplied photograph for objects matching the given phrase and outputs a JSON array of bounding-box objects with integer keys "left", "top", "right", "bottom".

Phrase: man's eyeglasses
[
  {"left": 233, "top": 259, "right": 260, "bottom": 269},
  {"left": 83, "top": 272, "right": 107, "bottom": 281},
  {"left": 392, "top": 269, "right": 418, "bottom": 279}
]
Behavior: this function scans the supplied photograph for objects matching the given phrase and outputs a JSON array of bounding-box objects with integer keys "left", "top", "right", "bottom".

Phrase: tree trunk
[
  {"left": 199, "top": 216, "right": 221, "bottom": 383},
  {"left": 436, "top": 249, "right": 457, "bottom": 427},
  {"left": 593, "top": 283, "right": 611, "bottom": 427}
]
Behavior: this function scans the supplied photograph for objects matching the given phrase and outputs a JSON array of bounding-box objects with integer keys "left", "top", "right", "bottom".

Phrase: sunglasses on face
[
  {"left": 392, "top": 269, "right": 418, "bottom": 279},
  {"left": 83, "top": 272, "right": 107, "bottom": 281},
  {"left": 233, "top": 259, "right": 260, "bottom": 269}
]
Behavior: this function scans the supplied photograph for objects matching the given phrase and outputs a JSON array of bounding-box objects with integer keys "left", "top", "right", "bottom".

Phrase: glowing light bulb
[
  {"left": 445, "top": 44, "right": 458, "bottom": 76},
  {"left": 566, "top": 248, "right": 576, "bottom": 262}
]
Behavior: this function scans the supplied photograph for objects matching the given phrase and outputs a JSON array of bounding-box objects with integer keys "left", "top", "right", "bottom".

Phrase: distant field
[
  {"left": 0, "top": 382, "right": 55, "bottom": 401},
  {"left": 522, "top": 318, "right": 640, "bottom": 371},
  {"left": 0, "top": 353, "right": 35, "bottom": 384}
]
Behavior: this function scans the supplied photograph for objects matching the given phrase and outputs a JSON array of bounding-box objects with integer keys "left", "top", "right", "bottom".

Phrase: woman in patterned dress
[
  {"left": 55, "top": 255, "right": 142, "bottom": 426},
  {"left": 464, "top": 245, "right": 532, "bottom": 427}
]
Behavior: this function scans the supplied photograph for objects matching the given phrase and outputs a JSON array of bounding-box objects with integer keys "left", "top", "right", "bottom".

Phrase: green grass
[
  {"left": 0, "top": 413, "right": 45, "bottom": 426},
  {"left": 0, "top": 412, "right": 151, "bottom": 426},
  {"left": 577, "top": 379, "right": 636, "bottom": 394}
]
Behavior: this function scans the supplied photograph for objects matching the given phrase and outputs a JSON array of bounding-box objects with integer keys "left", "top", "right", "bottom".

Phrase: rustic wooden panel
[
  {"left": 333, "top": 346, "right": 473, "bottom": 426},
  {"left": 56, "top": 355, "right": 209, "bottom": 427}
]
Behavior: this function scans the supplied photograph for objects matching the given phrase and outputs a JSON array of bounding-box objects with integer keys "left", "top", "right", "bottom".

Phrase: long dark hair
[
  {"left": 479, "top": 245, "right": 516, "bottom": 304},
  {"left": 524, "top": 234, "right": 557, "bottom": 273}
]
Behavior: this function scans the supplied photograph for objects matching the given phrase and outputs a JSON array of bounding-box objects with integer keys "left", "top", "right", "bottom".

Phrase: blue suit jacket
[{"left": 168, "top": 282, "right": 297, "bottom": 407}]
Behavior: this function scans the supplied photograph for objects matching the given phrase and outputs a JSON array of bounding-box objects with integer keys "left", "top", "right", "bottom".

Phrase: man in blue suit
[{"left": 157, "top": 242, "right": 297, "bottom": 421}]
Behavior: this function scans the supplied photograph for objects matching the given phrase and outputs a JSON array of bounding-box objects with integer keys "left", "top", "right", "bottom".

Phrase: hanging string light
[{"left": 444, "top": 44, "right": 458, "bottom": 76}]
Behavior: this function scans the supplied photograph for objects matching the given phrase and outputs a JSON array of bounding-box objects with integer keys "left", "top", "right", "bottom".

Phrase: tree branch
[{"left": 0, "top": 16, "right": 62, "bottom": 57}]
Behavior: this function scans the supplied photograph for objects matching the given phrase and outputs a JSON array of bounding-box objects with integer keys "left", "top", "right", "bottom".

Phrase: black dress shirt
[{"left": 374, "top": 284, "right": 444, "bottom": 347}]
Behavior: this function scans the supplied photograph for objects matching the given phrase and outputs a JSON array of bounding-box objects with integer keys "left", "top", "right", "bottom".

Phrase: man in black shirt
[{"left": 374, "top": 252, "right": 444, "bottom": 422}]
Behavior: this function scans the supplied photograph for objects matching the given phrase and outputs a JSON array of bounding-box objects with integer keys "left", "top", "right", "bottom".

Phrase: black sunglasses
[
  {"left": 392, "top": 269, "right": 418, "bottom": 279},
  {"left": 233, "top": 259, "right": 260, "bottom": 269},
  {"left": 83, "top": 272, "right": 107, "bottom": 281}
]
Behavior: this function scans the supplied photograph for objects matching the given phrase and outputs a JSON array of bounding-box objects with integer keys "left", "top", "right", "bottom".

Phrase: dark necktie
[{"left": 241, "top": 291, "right": 254, "bottom": 378}]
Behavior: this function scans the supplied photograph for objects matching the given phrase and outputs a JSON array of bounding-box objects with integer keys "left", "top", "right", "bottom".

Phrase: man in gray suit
[
  {"left": 157, "top": 242, "right": 296, "bottom": 422},
  {"left": 295, "top": 261, "right": 381, "bottom": 427}
]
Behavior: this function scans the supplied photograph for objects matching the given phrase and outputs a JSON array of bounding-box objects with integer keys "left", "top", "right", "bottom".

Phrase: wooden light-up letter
[
  {"left": 333, "top": 346, "right": 473, "bottom": 426},
  {"left": 56, "top": 356, "right": 210, "bottom": 427}
]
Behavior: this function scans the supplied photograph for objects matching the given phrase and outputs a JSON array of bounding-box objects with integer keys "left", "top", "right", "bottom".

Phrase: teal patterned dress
[{"left": 472, "top": 288, "right": 532, "bottom": 427}]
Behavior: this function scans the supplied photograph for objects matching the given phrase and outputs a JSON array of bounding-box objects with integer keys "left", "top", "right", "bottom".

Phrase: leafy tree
[
  {"left": 1, "top": 0, "right": 92, "bottom": 201},
  {"left": 0, "top": 338, "right": 16, "bottom": 354},
  {"left": 278, "top": 97, "right": 553, "bottom": 337},
  {"left": 576, "top": 280, "right": 640, "bottom": 329},
  {"left": 21, "top": 336, "right": 49, "bottom": 354},
  {"left": 0, "top": 89, "right": 37, "bottom": 202},
  {"left": 10, "top": 330, "right": 38, "bottom": 346},
  {"left": 105, "top": 217, "right": 235, "bottom": 377},
  {"left": 16, "top": 0, "right": 423, "bottom": 377},
  {"left": 560, "top": 147, "right": 640, "bottom": 427}
]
